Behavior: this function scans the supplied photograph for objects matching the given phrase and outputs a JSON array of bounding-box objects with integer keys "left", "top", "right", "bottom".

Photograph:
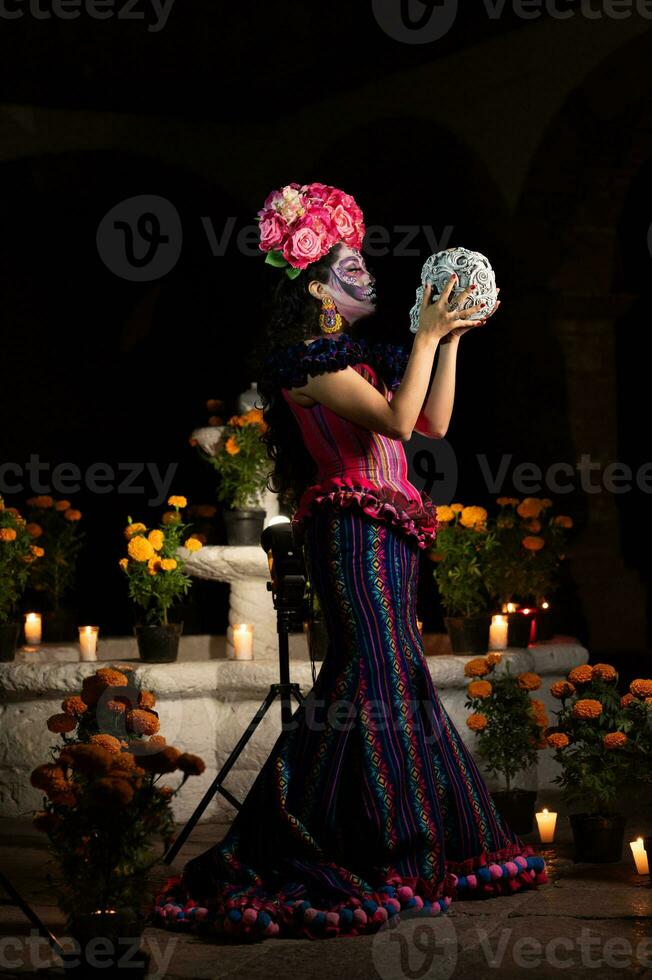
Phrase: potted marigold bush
[
  {"left": 120, "top": 495, "right": 203, "bottom": 663},
  {"left": 431, "top": 504, "right": 498, "bottom": 654},
  {"left": 545, "top": 662, "right": 649, "bottom": 862},
  {"left": 464, "top": 653, "right": 548, "bottom": 832},
  {"left": 484, "top": 496, "right": 573, "bottom": 646},
  {"left": 197, "top": 407, "right": 272, "bottom": 545},
  {"left": 25, "top": 494, "right": 83, "bottom": 641},
  {"left": 0, "top": 497, "right": 44, "bottom": 660},
  {"left": 31, "top": 664, "right": 205, "bottom": 976}
]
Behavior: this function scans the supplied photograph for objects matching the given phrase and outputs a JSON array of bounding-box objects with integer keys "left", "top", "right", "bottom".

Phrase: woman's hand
[
  {"left": 440, "top": 288, "right": 502, "bottom": 344},
  {"left": 416, "top": 275, "right": 488, "bottom": 345}
]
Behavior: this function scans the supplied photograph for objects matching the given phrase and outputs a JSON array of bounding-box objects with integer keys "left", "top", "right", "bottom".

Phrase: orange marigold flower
[
  {"left": 55, "top": 500, "right": 71, "bottom": 511},
  {"left": 127, "top": 535, "right": 155, "bottom": 562},
  {"left": 160, "top": 558, "right": 177, "bottom": 571},
  {"left": 547, "top": 732, "right": 569, "bottom": 749},
  {"left": 59, "top": 744, "right": 114, "bottom": 776},
  {"left": 30, "top": 763, "right": 68, "bottom": 792},
  {"left": 468, "top": 680, "right": 492, "bottom": 699},
  {"left": 31, "top": 545, "right": 45, "bottom": 558},
  {"left": 189, "top": 533, "right": 207, "bottom": 545},
  {"left": 592, "top": 663, "right": 617, "bottom": 682},
  {"left": 157, "top": 786, "right": 175, "bottom": 800},
  {"left": 177, "top": 752, "right": 206, "bottom": 776},
  {"left": 148, "top": 735, "right": 166, "bottom": 747},
  {"left": 522, "top": 535, "right": 545, "bottom": 551},
  {"left": 436, "top": 505, "right": 455, "bottom": 523},
  {"left": 517, "top": 497, "right": 545, "bottom": 519},
  {"left": 81, "top": 669, "right": 128, "bottom": 706},
  {"left": 551, "top": 680, "right": 576, "bottom": 699},
  {"left": 0, "top": 528, "right": 17, "bottom": 542},
  {"left": 139, "top": 746, "right": 181, "bottom": 774},
  {"left": 620, "top": 693, "right": 635, "bottom": 708},
  {"left": 603, "top": 732, "right": 627, "bottom": 749},
  {"left": 47, "top": 713, "right": 77, "bottom": 734},
  {"left": 459, "top": 506, "right": 488, "bottom": 529},
  {"left": 147, "top": 556, "right": 161, "bottom": 576},
  {"left": 206, "top": 398, "right": 224, "bottom": 411},
  {"left": 167, "top": 495, "right": 187, "bottom": 509},
  {"left": 126, "top": 708, "right": 160, "bottom": 736},
  {"left": 64, "top": 509, "right": 82, "bottom": 522},
  {"left": 552, "top": 515, "right": 573, "bottom": 528},
  {"left": 466, "top": 713, "right": 488, "bottom": 732},
  {"left": 93, "top": 777, "right": 134, "bottom": 806},
  {"left": 225, "top": 435, "right": 240, "bottom": 456},
  {"left": 148, "top": 529, "right": 164, "bottom": 551},
  {"left": 61, "top": 696, "right": 87, "bottom": 718},
  {"left": 518, "top": 672, "right": 542, "bottom": 691},
  {"left": 485, "top": 652, "right": 502, "bottom": 667},
  {"left": 525, "top": 519, "right": 542, "bottom": 532},
  {"left": 161, "top": 510, "right": 181, "bottom": 525},
  {"left": 110, "top": 753, "right": 137, "bottom": 774},
  {"left": 568, "top": 664, "right": 593, "bottom": 685},
  {"left": 25, "top": 522, "right": 42, "bottom": 538},
  {"left": 464, "top": 658, "right": 490, "bottom": 678},
  {"left": 184, "top": 537, "right": 203, "bottom": 552},
  {"left": 124, "top": 522, "right": 147, "bottom": 539},
  {"left": 90, "top": 734, "right": 123, "bottom": 755},
  {"left": 118, "top": 557, "right": 129, "bottom": 572},
  {"left": 496, "top": 497, "right": 519, "bottom": 506},
  {"left": 138, "top": 690, "right": 156, "bottom": 709},
  {"left": 630, "top": 679, "right": 652, "bottom": 699},
  {"left": 29, "top": 495, "right": 54, "bottom": 508},
  {"left": 572, "top": 698, "right": 602, "bottom": 720}
]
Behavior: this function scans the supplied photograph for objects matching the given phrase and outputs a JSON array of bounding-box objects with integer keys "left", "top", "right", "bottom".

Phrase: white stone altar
[{"left": 0, "top": 635, "right": 587, "bottom": 825}]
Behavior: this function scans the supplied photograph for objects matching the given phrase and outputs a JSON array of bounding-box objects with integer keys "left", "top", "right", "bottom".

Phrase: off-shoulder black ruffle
[{"left": 261, "top": 333, "right": 411, "bottom": 394}]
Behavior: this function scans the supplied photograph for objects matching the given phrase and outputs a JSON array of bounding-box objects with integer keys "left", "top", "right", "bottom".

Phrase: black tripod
[
  {"left": 0, "top": 870, "right": 66, "bottom": 961},
  {"left": 164, "top": 522, "right": 308, "bottom": 865}
]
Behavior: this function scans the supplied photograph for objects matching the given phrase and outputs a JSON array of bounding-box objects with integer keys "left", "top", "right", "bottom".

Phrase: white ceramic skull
[{"left": 409, "top": 246, "right": 498, "bottom": 333}]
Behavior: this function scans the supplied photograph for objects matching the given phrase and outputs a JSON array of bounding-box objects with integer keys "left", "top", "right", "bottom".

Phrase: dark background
[{"left": 1, "top": 1, "right": 651, "bottom": 660}]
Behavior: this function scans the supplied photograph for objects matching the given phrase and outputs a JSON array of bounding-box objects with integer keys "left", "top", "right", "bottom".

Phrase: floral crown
[{"left": 257, "top": 182, "right": 365, "bottom": 279}]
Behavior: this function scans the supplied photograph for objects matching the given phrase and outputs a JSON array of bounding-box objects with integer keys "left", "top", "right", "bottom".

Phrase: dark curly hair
[{"left": 257, "top": 244, "right": 345, "bottom": 512}]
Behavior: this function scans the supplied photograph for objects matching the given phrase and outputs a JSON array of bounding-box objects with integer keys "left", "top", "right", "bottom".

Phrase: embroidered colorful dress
[{"left": 154, "top": 333, "right": 547, "bottom": 941}]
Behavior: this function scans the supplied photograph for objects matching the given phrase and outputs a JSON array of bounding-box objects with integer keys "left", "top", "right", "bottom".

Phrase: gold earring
[{"left": 319, "top": 295, "right": 343, "bottom": 334}]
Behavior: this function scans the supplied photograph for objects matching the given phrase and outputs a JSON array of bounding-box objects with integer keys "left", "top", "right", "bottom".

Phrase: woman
[{"left": 155, "top": 183, "right": 547, "bottom": 940}]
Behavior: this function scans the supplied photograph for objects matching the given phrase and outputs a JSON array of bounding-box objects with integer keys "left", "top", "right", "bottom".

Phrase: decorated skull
[{"left": 409, "top": 246, "right": 498, "bottom": 334}]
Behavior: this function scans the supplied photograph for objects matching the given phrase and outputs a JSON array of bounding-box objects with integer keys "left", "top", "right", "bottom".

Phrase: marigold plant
[
  {"left": 546, "top": 662, "right": 651, "bottom": 814},
  {"left": 431, "top": 504, "right": 498, "bottom": 617},
  {"left": 0, "top": 496, "right": 44, "bottom": 623},
  {"left": 483, "top": 496, "right": 573, "bottom": 606},
  {"left": 464, "top": 655, "right": 545, "bottom": 791},
  {"left": 120, "top": 497, "right": 202, "bottom": 625},
  {"left": 197, "top": 405, "right": 272, "bottom": 510},
  {"left": 24, "top": 496, "right": 83, "bottom": 613},
  {"left": 31, "top": 665, "right": 205, "bottom": 922}
]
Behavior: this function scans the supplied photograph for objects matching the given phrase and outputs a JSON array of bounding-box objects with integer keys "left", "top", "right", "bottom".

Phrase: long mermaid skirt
[{"left": 155, "top": 506, "right": 547, "bottom": 939}]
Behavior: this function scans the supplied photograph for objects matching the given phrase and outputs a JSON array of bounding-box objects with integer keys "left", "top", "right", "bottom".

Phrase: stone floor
[{"left": 1, "top": 806, "right": 651, "bottom": 980}]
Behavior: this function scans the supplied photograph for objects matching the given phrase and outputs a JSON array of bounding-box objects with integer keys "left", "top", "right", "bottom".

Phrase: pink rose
[
  {"left": 330, "top": 203, "right": 356, "bottom": 243},
  {"left": 283, "top": 218, "right": 328, "bottom": 269},
  {"left": 301, "top": 182, "right": 332, "bottom": 204},
  {"left": 258, "top": 210, "right": 287, "bottom": 252}
]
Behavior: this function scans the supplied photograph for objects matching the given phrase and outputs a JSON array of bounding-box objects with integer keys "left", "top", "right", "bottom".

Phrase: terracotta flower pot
[
  {"left": 444, "top": 614, "right": 491, "bottom": 654},
  {"left": 134, "top": 622, "right": 182, "bottom": 663},
  {"left": 569, "top": 812, "right": 626, "bottom": 863},
  {"left": 491, "top": 789, "right": 537, "bottom": 835},
  {"left": 224, "top": 508, "right": 265, "bottom": 546}
]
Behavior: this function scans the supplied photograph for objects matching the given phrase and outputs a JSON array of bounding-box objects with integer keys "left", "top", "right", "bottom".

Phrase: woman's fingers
[
  {"left": 440, "top": 274, "right": 457, "bottom": 304},
  {"left": 420, "top": 282, "right": 432, "bottom": 312}
]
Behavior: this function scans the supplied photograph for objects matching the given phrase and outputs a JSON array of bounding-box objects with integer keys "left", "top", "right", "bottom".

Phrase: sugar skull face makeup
[{"left": 327, "top": 246, "right": 376, "bottom": 323}]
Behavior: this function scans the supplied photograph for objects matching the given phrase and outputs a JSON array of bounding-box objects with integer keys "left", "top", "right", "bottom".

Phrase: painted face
[{"left": 327, "top": 246, "right": 376, "bottom": 324}]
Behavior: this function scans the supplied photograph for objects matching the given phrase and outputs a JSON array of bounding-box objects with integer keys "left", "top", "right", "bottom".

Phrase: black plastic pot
[
  {"left": 134, "top": 622, "right": 182, "bottom": 663},
  {"left": 0, "top": 622, "right": 19, "bottom": 662},
  {"left": 307, "top": 615, "right": 329, "bottom": 663},
  {"left": 62, "top": 909, "right": 148, "bottom": 978},
  {"left": 224, "top": 508, "right": 266, "bottom": 546},
  {"left": 533, "top": 608, "right": 554, "bottom": 642},
  {"left": 491, "top": 789, "right": 537, "bottom": 835},
  {"left": 444, "top": 614, "right": 491, "bottom": 654},
  {"left": 506, "top": 611, "right": 535, "bottom": 648},
  {"left": 569, "top": 812, "right": 626, "bottom": 863}
]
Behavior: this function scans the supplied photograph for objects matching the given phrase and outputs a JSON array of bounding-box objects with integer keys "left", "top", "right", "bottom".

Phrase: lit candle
[
  {"left": 78, "top": 626, "right": 99, "bottom": 662},
  {"left": 535, "top": 808, "right": 557, "bottom": 843},
  {"left": 417, "top": 619, "right": 423, "bottom": 635},
  {"left": 24, "top": 612, "right": 42, "bottom": 648},
  {"left": 502, "top": 602, "right": 518, "bottom": 614},
  {"left": 233, "top": 624, "right": 253, "bottom": 660},
  {"left": 541, "top": 600, "right": 550, "bottom": 610},
  {"left": 489, "top": 614, "right": 508, "bottom": 651},
  {"left": 630, "top": 838, "right": 649, "bottom": 875}
]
